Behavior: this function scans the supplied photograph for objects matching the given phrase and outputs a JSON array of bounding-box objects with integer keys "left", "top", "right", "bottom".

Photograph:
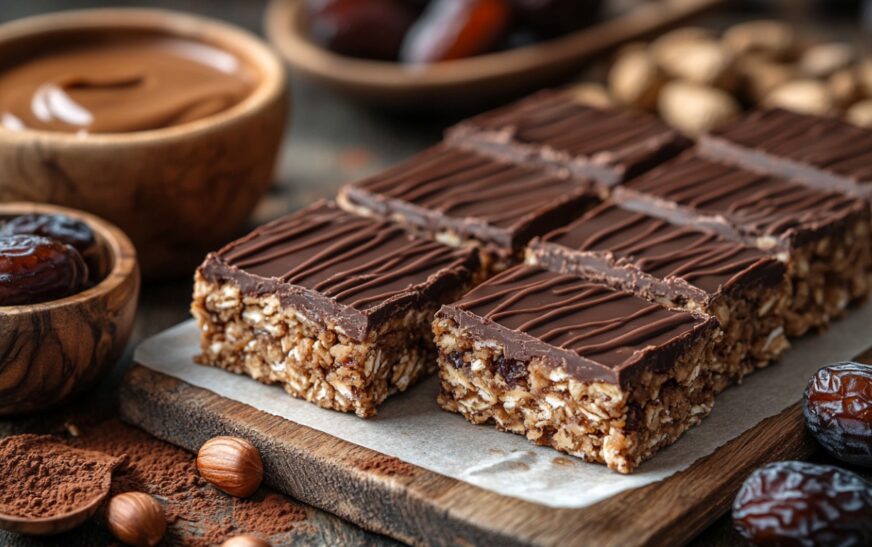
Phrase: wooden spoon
[{"left": 0, "top": 486, "right": 111, "bottom": 536}]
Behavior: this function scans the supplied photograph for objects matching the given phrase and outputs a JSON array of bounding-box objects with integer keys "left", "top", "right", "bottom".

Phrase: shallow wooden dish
[
  {"left": 265, "top": 0, "right": 724, "bottom": 111},
  {"left": 0, "top": 9, "right": 289, "bottom": 277},
  {"left": 0, "top": 202, "right": 139, "bottom": 415}
]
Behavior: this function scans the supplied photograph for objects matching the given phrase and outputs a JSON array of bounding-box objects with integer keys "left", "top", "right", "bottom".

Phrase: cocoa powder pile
[{"left": 0, "top": 434, "right": 123, "bottom": 519}]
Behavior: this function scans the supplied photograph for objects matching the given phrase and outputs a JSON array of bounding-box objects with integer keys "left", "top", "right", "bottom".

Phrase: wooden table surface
[{"left": 0, "top": 1, "right": 866, "bottom": 545}]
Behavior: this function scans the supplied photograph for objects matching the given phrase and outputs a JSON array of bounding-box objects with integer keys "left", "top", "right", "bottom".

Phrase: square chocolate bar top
[
  {"left": 438, "top": 265, "right": 717, "bottom": 387},
  {"left": 531, "top": 201, "right": 786, "bottom": 306},
  {"left": 198, "top": 201, "right": 480, "bottom": 340},
  {"left": 338, "top": 144, "right": 595, "bottom": 252},
  {"left": 446, "top": 90, "right": 690, "bottom": 187},
  {"left": 700, "top": 108, "right": 872, "bottom": 199},
  {"left": 615, "top": 152, "right": 869, "bottom": 250}
]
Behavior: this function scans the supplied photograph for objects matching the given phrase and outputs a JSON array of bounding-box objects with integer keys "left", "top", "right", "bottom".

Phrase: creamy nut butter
[{"left": 0, "top": 35, "right": 256, "bottom": 133}]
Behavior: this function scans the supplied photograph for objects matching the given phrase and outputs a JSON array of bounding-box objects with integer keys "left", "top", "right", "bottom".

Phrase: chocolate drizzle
[
  {"left": 701, "top": 109, "right": 872, "bottom": 198},
  {"left": 200, "top": 201, "right": 479, "bottom": 340},
  {"left": 616, "top": 152, "right": 869, "bottom": 249},
  {"left": 446, "top": 90, "right": 690, "bottom": 186},
  {"left": 440, "top": 266, "right": 716, "bottom": 385},
  {"left": 340, "top": 145, "right": 595, "bottom": 250},
  {"left": 532, "top": 202, "right": 785, "bottom": 306}
]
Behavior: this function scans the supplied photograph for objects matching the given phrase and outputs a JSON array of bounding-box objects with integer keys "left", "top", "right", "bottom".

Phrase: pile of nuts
[
  {"left": 732, "top": 362, "right": 872, "bottom": 546},
  {"left": 573, "top": 20, "right": 872, "bottom": 135}
]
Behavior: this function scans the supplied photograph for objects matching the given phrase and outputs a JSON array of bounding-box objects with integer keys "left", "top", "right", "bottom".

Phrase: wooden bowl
[
  {"left": 0, "top": 202, "right": 139, "bottom": 415},
  {"left": 0, "top": 9, "right": 289, "bottom": 277},
  {"left": 265, "top": 0, "right": 724, "bottom": 111}
]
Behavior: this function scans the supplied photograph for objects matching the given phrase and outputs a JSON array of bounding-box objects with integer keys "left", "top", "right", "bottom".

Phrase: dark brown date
[
  {"left": 733, "top": 461, "right": 872, "bottom": 547},
  {"left": 305, "top": 0, "right": 418, "bottom": 61},
  {"left": 0, "top": 234, "right": 89, "bottom": 306},
  {"left": 401, "top": 0, "right": 512, "bottom": 64},
  {"left": 804, "top": 362, "right": 872, "bottom": 467},
  {"left": 0, "top": 213, "right": 96, "bottom": 256},
  {"left": 510, "top": 0, "right": 603, "bottom": 37}
]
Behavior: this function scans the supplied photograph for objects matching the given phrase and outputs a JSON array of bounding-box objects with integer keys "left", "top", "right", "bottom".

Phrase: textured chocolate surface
[
  {"left": 199, "top": 201, "right": 479, "bottom": 340},
  {"left": 700, "top": 109, "right": 872, "bottom": 199},
  {"left": 446, "top": 90, "right": 691, "bottom": 187},
  {"left": 439, "top": 266, "right": 716, "bottom": 386},
  {"left": 615, "top": 152, "right": 869, "bottom": 249},
  {"left": 339, "top": 144, "right": 595, "bottom": 251},
  {"left": 531, "top": 202, "right": 785, "bottom": 306}
]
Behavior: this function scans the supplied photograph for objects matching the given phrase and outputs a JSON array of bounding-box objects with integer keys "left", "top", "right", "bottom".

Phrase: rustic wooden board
[{"left": 119, "top": 346, "right": 871, "bottom": 546}]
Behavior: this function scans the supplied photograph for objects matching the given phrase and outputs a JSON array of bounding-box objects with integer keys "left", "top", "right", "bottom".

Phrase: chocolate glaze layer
[
  {"left": 445, "top": 90, "right": 691, "bottom": 187},
  {"left": 339, "top": 145, "right": 596, "bottom": 251},
  {"left": 615, "top": 152, "right": 869, "bottom": 250},
  {"left": 531, "top": 201, "right": 786, "bottom": 308},
  {"left": 700, "top": 109, "right": 872, "bottom": 199},
  {"left": 199, "top": 201, "right": 479, "bottom": 341},
  {"left": 438, "top": 265, "right": 717, "bottom": 386}
]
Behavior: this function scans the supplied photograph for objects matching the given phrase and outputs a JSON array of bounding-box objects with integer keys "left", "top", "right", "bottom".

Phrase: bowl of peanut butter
[{"left": 0, "top": 8, "right": 288, "bottom": 276}]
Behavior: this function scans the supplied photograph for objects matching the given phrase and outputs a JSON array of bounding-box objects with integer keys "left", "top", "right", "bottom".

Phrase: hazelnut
[
  {"left": 566, "top": 83, "right": 613, "bottom": 110},
  {"left": 828, "top": 68, "right": 861, "bottom": 108},
  {"left": 765, "top": 80, "right": 834, "bottom": 116},
  {"left": 106, "top": 492, "right": 166, "bottom": 547},
  {"left": 650, "top": 27, "right": 714, "bottom": 65},
  {"left": 799, "top": 42, "right": 854, "bottom": 79},
  {"left": 222, "top": 535, "right": 271, "bottom": 547},
  {"left": 658, "top": 81, "right": 740, "bottom": 136},
  {"left": 737, "top": 55, "right": 795, "bottom": 103},
  {"left": 847, "top": 100, "right": 872, "bottom": 128},
  {"left": 608, "top": 45, "right": 664, "bottom": 110},
  {"left": 197, "top": 436, "right": 263, "bottom": 498},
  {"left": 656, "top": 37, "right": 736, "bottom": 88},
  {"left": 723, "top": 20, "right": 796, "bottom": 60}
]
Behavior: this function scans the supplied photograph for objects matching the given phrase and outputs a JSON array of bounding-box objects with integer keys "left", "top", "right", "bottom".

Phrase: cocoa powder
[{"left": 0, "top": 434, "right": 123, "bottom": 519}]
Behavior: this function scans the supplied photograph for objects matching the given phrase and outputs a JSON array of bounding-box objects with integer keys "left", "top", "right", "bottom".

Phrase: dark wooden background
[{"left": 0, "top": 1, "right": 867, "bottom": 545}]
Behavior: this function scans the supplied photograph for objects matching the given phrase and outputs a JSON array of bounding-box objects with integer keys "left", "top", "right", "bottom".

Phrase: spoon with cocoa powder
[{"left": 0, "top": 434, "right": 124, "bottom": 535}]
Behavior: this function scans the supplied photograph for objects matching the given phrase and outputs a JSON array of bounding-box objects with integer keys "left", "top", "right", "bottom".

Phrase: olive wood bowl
[
  {"left": 0, "top": 9, "right": 289, "bottom": 276},
  {"left": 0, "top": 202, "right": 139, "bottom": 415},
  {"left": 265, "top": 0, "right": 725, "bottom": 111}
]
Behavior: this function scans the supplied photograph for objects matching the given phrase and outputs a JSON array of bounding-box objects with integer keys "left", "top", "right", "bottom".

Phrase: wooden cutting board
[{"left": 119, "top": 346, "right": 871, "bottom": 547}]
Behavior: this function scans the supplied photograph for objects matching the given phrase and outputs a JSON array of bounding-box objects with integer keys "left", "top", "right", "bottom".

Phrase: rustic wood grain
[
  {"left": 0, "top": 202, "right": 139, "bottom": 416},
  {"left": 120, "top": 354, "right": 836, "bottom": 547}
]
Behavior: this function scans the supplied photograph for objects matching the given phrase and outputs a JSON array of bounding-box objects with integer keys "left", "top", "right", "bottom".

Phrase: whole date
[
  {"left": 0, "top": 235, "right": 89, "bottom": 306},
  {"left": 804, "top": 362, "right": 872, "bottom": 467},
  {"left": 733, "top": 461, "right": 872, "bottom": 547}
]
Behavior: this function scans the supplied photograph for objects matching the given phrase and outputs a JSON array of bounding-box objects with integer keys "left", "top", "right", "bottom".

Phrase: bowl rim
[
  {"left": 0, "top": 7, "right": 286, "bottom": 144},
  {"left": 0, "top": 202, "right": 139, "bottom": 314}
]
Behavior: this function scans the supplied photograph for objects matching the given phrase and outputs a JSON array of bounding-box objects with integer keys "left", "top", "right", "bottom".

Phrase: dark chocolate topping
[
  {"left": 200, "top": 201, "right": 479, "bottom": 340},
  {"left": 617, "top": 152, "right": 869, "bottom": 249},
  {"left": 439, "top": 265, "right": 716, "bottom": 385},
  {"left": 446, "top": 90, "right": 690, "bottom": 186},
  {"left": 701, "top": 109, "right": 872, "bottom": 198},
  {"left": 340, "top": 145, "right": 595, "bottom": 251},
  {"left": 533, "top": 201, "right": 785, "bottom": 305}
]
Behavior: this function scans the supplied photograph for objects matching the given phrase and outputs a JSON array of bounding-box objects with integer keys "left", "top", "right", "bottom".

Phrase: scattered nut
[
  {"left": 800, "top": 42, "right": 855, "bottom": 79},
  {"left": 723, "top": 20, "right": 797, "bottom": 60},
  {"left": 847, "top": 99, "right": 872, "bottom": 128},
  {"left": 650, "top": 26, "right": 714, "bottom": 65},
  {"left": 608, "top": 45, "right": 664, "bottom": 110},
  {"left": 737, "top": 55, "right": 796, "bottom": 103},
  {"left": 656, "top": 38, "right": 735, "bottom": 88},
  {"left": 765, "top": 79, "right": 834, "bottom": 115},
  {"left": 106, "top": 492, "right": 166, "bottom": 547},
  {"left": 197, "top": 436, "right": 264, "bottom": 498},
  {"left": 566, "top": 82, "right": 613, "bottom": 109},
  {"left": 658, "top": 81, "right": 740, "bottom": 135},
  {"left": 221, "top": 535, "right": 271, "bottom": 547},
  {"left": 859, "top": 59, "right": 872, "bottom": 96},
  {"left": 828, "top": 68, "right": 862, "bottom": 108}
]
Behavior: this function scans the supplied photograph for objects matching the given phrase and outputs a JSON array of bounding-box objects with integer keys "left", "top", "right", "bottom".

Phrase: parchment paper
[{"left": 134, "top": 306, "right": 872, "bottom": 509}]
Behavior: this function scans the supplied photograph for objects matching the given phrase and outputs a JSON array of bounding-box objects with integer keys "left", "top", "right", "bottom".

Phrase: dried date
[
  {"left": 305, "top": 0, "right": 418, "bottom": 61},
  {"left": 0, "top": 235, "right": 89, "bottom": 306},
  {"left": 0, "top": 213, "right": 95, "bottom": 256},
  {"left": 804, "top": 362, "right": 872, "bottom": 467},
  {"left": 733, "top": 461, "right": 872, "bottom": 547}
]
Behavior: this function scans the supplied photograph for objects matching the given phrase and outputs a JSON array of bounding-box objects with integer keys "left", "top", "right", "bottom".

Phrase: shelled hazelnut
[
  {"left": 221, "top": 535, "right": 272, "bottom": 547},
  {"left": 106, "top": 492, "right": 166, "bottom": 547},
  {"left": 595, "top": 21, "right": 871, "bottom": 134},
  {"left": 197, "top": 436, "right": 264, "bottom": 498}
]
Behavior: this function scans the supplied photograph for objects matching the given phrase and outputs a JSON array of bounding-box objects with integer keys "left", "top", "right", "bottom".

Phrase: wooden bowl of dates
[
  {"left": 264, "top": 0, "right": 724, "bottom": 111},
  {"left": 0, "top": 202, "right": 139, "bottom": 415},
  {"left": 0, "top": 8, "right": 289, "bottom": 277}
]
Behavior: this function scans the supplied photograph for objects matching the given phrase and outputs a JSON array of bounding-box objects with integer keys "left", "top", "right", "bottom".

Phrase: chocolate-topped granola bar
[
  {"left": 528, "top": 201, "right": 790, "bottom": 389},
  {"left": 614, "top": 152, "right": 872, "bottom": 336},
  {"left": 338, "top": 144, "right": 596, "bottom": 271},
  {"left": 699, "top": 108, "right": 872, "bottom": 200},
  {"left": 445, "top": 90, "right": 691, "bottom": 189},
  {"left": 434, "top": 265, "right": 721, "bottom": 473},
  {"left": 192, "top": 201, "right": 480, "bottom": 417}
]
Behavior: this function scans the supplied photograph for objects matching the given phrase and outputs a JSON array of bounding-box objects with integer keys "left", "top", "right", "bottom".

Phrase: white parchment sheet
[{"left": 135, "top": 306, "right": 872, "bottom": 509}]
